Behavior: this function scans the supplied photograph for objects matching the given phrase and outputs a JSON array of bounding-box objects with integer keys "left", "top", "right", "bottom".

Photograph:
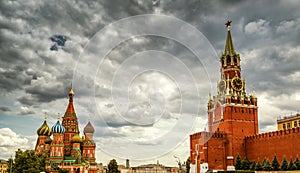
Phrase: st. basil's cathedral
[{"left": 35, "top": 88, "right": 98, "bottom": 173}]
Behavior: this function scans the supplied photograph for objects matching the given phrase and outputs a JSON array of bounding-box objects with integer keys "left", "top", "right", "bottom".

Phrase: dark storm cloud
[
  {"left": 17, "top": 77, "right": 73, "bottom": 106},
  {"left": 0, "top": 67, "right": 32, "bottom": 92},
  {"left": 0, "top": 106, "right": 11, "bottom": 112}
]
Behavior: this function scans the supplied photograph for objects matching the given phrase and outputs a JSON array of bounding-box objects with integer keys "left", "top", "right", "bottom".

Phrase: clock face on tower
[
  {"left": 231, "top": 77, "right": 244, "bottom": 91},
  {"left": 218, "top": 80, "right": 226, "bottom": 93}
]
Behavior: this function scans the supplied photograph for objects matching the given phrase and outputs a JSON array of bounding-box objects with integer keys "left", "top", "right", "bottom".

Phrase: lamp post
[
  {"left": 9, "top": 155, "right": 12, "bottom": 173},
  {"left": 173, "top": 155, "right": 181, "bottom": 173}
]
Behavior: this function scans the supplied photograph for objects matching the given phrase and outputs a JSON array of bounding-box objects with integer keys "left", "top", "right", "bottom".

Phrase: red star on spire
[{"left": 225, "top": 20, "right": 232, "bottom": 28}]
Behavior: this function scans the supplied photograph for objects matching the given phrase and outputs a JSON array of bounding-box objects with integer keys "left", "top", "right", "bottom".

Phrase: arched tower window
[
  {"left": 226, "top": 56, "right": 231, "bottom": 65},
  {"left": 233, "top": 56, "right": 237, "bottom": 64}
]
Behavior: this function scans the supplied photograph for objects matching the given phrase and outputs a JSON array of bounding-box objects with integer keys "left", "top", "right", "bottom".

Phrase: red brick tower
[
  {"left": 62, "top": 87, "right": 80, "bottom": 156},
  {"left": 207, "top": 21, "right": 258, "bottom": 170},
  {"left": 190, "top": 21, "right": 259, "bottom": 172}
]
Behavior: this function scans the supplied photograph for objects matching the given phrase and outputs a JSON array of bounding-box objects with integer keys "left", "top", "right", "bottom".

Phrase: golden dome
[
  {"left": 69, "top": 88, "right": 74, "bottom": 95},
  {"left": 37, "top": 120, "right": 51, "bottom": 136},
  {"left": 71, "top": 133, "right": 83, "bottom": 143}
]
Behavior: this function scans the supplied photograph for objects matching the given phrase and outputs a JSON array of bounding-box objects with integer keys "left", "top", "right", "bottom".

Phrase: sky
[{"left": 1, "top": 0, "right": 300, "bottom": 167}]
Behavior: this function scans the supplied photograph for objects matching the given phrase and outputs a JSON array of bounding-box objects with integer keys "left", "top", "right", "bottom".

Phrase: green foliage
[
  {"left": 288, "top": 158, "right": 296, "bottom": 170},
  {"left": 186, "top": 157, "right": 191, "bottom": 173},
  {"left": 11, "top": 149, "right": 46, "bottom": 173},
  {"left": 294, "top": 157, "right": 300, "bottom": 170},
  {"left": 250, "top": 161, "right": 256, "bottom": 170},
  {"left": 241, "top": 157, "right": 250, "bottom": 170},
  {"left": 255, "top": 160, "right": 262, "bottom": 171},
  {"left": 262, "top": 159, "right": 272, "bottom": 171},
  {"left": 271, "top": 155, "right": 280, "bottom": 171},
  {"left": 262, "top": 158, "right": 267, "bottom": 167},
  {"left": 235, "top": 155, "right": 242, "bottom": 170},
  {"left": 281, "top": 157, "right": 288, "bottom": 170},
  {"left": 108, "top": 159, "right": 120, "bottom": 173}
]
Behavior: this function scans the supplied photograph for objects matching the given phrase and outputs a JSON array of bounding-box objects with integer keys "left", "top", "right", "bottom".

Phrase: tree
[
  {"left": 108, "top": 159, "right": 120, "bottom": 173},
  {"left": 186, "top": 157, "right": 191, "bottom": 173},
  {"left": 12, "top": 149, "right": 46, "bottom": 173},
  {"left": 255, "top": 160, "right": 262, "bottom": 171},
  {"left": 262, "top": 159, "right": 272, "bottom": 171},
  {"left": 241, "top": 157, "right": 250, "bottom": 170},
  {"left": 271, "top": 155, "right": 280, "bottom": 171},
  {"left": 262, "top": 158, "right": 267, "bottom": 167},
  {"left": 281, "top": 157, "right": 288, "bottom": 171},
  {"left": 294, "top": 157, "right": 300, "bottom": 170},
  {"left": 250, "top": 161, "right": 256, "bottom": 170},
  {"left": 235, "top": 155, "right": 242, "bottom": 170},
  {"left": 288, "top": 158, "right": 296, "bottom": 170}
]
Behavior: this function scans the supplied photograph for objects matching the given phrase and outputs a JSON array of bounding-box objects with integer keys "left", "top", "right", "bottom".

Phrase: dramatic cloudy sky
[{"left": 1, "top": 0, "right": 300, "bottom": 167}]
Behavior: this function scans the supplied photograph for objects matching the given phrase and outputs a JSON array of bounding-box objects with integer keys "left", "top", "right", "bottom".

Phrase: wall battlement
[
  {"left": 245, "top": 127, "right": 300, "bottom": 163},
  {"left": 245, "top": 127, "right": 300, "bottom": 140}
]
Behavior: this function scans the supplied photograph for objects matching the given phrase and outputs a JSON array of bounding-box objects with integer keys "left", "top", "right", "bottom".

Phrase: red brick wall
[
  {"left": 210, "top": 103, "right": 258, "bottom": 160},
  {"left": 245, "top": 127, "right": 300, "bottom": 163},
  {"left": 190, "top": 132, "right": 227, "bottom": 171}
]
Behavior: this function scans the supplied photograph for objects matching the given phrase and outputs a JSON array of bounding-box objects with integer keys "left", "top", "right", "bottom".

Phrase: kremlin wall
[{"left": 245, "top": 127, "right": 300, "bottom": 163}]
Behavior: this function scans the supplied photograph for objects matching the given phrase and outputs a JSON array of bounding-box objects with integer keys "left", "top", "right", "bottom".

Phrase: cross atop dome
[{"left": 69, "top": 83, "right": 74, "bottom": 95}]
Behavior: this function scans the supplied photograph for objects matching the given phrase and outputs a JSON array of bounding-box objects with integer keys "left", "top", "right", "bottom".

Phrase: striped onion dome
[
  {"left": 37, "top": 120, "right": 51, "bottom": 136},
  {"left": 83, "top": 121, "right": 95, "bottom": 133},
  {"left": 51, "top": 121, "right": 65, "bottom": 134},
  {"left": 71, "top": 133, "right": 83, "bottom": 143}
]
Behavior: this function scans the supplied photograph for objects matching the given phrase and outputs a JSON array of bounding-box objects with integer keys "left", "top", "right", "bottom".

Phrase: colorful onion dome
[
  {"left": 37, "top": 120, "right": 51, "bottom": 136},
  {"left": 51, "top": 120, "right": 65, "bottom": 134},
  {"left": 83, "top": 121, "right": 95, "bottom": 133},
  {"left": 71, "top": 133, "right": 83, "bottom": 143},
  {"left": 44, "top": 137, "right": 52, "bottom": 144}
]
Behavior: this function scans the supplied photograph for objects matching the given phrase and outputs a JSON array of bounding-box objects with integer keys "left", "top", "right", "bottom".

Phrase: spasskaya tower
[{"left": 190, "top": 21, "right": 259, "bottom": 172}]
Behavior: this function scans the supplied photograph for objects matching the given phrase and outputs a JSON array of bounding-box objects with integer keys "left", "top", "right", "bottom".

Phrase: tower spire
[
  {"left": 44, "top": 112, "right": 47, "bottom": 121},
  {"left": 224, "top": 20, "right": 235, "bottom": 55},
  {"left": 65, "top": 84, "right": 76, "bottom": 117}
]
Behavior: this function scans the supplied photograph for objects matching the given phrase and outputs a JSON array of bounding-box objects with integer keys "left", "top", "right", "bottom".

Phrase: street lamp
[
  {"left": 173, "top": 155, "right": 181, "bottom": 173},
  {"left": 10, "top": 155, "right": 13, "bottom": 173}
]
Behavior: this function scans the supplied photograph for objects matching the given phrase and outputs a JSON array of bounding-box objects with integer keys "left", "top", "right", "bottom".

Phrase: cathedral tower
[
  {"left": 82, "top": 121, "right": 96, "bottom": 163},
  {"left": 35, "top": 113, "right": 51, "bottom": 155},
  {"left": 49, "top": 114, "right": 65, "bottom": 169},
  {"left": 62, "top": 86, "right": 80, "bottom": 156}
]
